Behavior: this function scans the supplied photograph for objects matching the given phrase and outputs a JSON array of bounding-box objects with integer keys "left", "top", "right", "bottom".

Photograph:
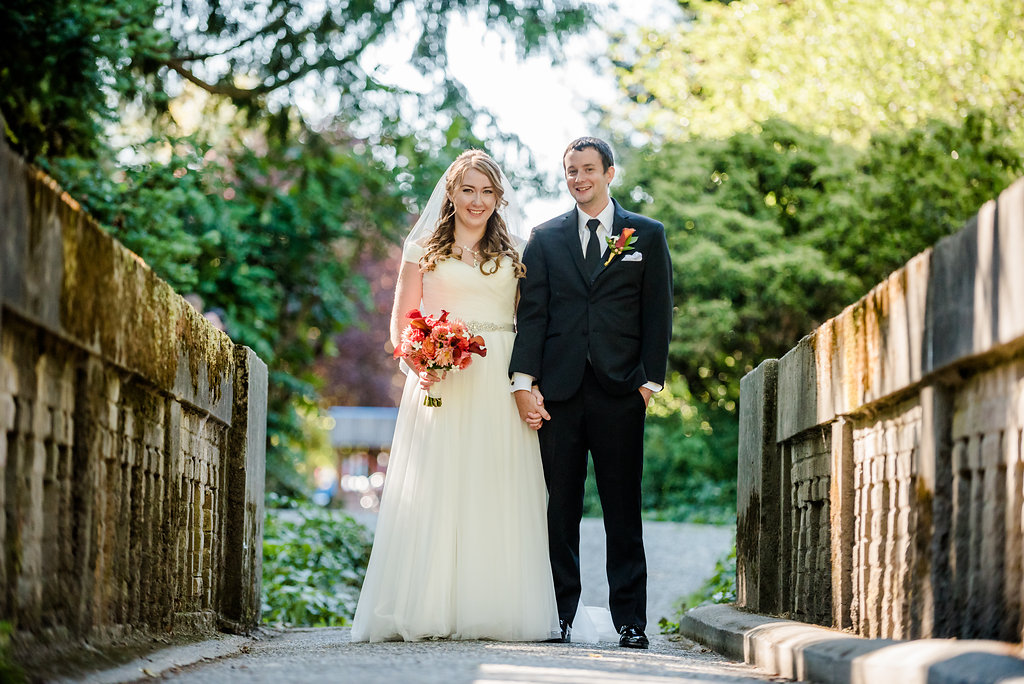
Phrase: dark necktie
[{"left": 584, "top": 218, "right": 601, "bottom": 274}]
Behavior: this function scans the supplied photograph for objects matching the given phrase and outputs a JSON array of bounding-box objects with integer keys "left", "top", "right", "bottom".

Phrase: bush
[{"left": 262, "top": 499, "right": 373, "bottom": 627}]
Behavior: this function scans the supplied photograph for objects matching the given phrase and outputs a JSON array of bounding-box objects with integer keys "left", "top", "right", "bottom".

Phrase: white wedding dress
[{"left": 350, "top": 243, "right": 561, "bottom": 642}]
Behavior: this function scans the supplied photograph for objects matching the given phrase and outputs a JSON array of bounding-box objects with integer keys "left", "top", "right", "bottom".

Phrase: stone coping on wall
[
  {"left": 777, "top": 178, "right": 1024, "bottom": 443},
  {"left": 1, "top": 140, "right": 236, "bottom": 422},
  {"left": 681, "top": 604, "right": 1024, "bottom": 684}
]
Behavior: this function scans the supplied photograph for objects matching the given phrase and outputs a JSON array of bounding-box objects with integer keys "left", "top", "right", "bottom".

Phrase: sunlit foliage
[
  {"left": 611, "top": 0, "right": 1024, "bottom": 146},
  {"left": 1, "top": 0, "right": 591, "bottom": 495}
]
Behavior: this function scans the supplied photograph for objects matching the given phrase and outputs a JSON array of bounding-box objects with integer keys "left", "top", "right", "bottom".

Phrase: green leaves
[
  {"left": 4, "top": 0, "right": 595, "bottom": 498},
  {"left": 611, "top": 0, "right": 1024, "bottom": 148},
  {"left": 0, "top": 0, "right": 170, "bottom": 159},
  {"left": 622, "top": 120, "right": 861, "bottom": 412},
  {"left": 617, "top": 110, "right": 1023, "bottom": 523},
  {"left": 262, "top": 501, "right": 373, "bottom": 627}
]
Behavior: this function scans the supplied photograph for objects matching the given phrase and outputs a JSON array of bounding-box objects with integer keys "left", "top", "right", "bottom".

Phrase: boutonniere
[{"left": 603, "top": 227, "right": 637, "bottom": 266}]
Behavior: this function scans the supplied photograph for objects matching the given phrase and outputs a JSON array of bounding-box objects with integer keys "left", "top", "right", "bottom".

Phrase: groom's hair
[{"left": 564, "top": 137, "right": 614, "bottom": 171}]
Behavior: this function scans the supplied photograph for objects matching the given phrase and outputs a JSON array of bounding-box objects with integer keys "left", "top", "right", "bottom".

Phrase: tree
[
  {"left": 836, "top": 111, "right": 1024, "bottom": 286},
  {"left": 614, "top": 111, "right": 1023, "bottom": 518},
  {"left": 609, "top": 0, "right": 1024, "bottom": 146},
  {"left": 0, "top": 0, "right": 169, "bottom": 158},
  {"left": 2, "top": 0, "right": 591, "bottom": 169},
  {"left": 2, "top": 0, "right": 592, "bottom": 495},
  {"left": 599, "top": 0, "right": 1024, "bottom": 519},
  {"left": 620, "top": 119, "right": 860, "bottom": 414}
]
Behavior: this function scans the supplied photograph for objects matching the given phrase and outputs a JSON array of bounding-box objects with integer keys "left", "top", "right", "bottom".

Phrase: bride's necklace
[{"left": 455, "top": 241, "right": 481, "bottom": 265}]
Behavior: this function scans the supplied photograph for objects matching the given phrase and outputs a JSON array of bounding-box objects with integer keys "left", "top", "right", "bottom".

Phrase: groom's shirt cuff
[
  {"left": 510, "top": 372, "right": 535, "bottom": 392},
  {"left": 643, "top": 381, "right": 663, "bottom": 393}
]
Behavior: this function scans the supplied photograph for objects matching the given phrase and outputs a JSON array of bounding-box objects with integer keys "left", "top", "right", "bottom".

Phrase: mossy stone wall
[
  {"left": 0, "top": 136, "right": 267, "bottom": 665},
  {"left": 738, "top": 177, "right": 1024, "bottom": 642}
]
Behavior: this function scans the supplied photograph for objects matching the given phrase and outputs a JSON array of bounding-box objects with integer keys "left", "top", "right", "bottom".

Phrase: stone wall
[
  {"left": 0, "top": 137, "right": 267, "bottom": 660},
  {"left": 737, "top": 177, "right": 1024, "bottom": 641}
]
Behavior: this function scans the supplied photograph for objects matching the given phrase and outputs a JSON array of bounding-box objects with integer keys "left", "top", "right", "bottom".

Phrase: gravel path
[
  {"left": 148, "top": 626, "right": 784, "bottom": 684},
  {"left": 134, "top": 518, "right": 749, "bottom": 684},
  {"left": 581, "top": 518, "right": 734, "bottom": 626},
  {"left": 56, "top": 518, "right": 749, "bottom": 683}
]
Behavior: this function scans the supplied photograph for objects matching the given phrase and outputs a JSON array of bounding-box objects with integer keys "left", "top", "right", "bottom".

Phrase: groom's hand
[
  {"left": 513, "top": 389, "right": 536, "bottom": 423},
  {"left": 527, "top": 387, "right": 551, "bottom": 430},
  {"left": 530, "top": 386, "right": 551, "bottom": 421},
  {"left": 514, "top": 388, "right": 550, "bottom": 430}
]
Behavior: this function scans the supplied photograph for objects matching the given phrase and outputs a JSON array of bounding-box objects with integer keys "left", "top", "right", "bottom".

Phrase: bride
[{"left": 350, "top": 150, "right": 561, "bottom": 642}]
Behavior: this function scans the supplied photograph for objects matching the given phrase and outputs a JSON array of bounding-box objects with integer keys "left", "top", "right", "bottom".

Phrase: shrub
[{"left": 262, "top": 499, "right": 373, "bottom": 627}]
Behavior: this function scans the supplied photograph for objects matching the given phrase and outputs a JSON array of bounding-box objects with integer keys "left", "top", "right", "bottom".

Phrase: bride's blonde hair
[{"left": 420, "top": 150, "right": 526, "bottom": 278}]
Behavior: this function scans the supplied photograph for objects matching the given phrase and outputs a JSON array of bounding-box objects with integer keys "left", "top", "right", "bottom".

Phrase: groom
[{"left": 510, "top": 137, "right": 673, "bottom": 649}]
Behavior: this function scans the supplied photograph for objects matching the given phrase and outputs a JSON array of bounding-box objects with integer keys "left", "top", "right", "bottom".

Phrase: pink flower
[{"left": 434, "top": 346, "right": 455, "bottom": 367}]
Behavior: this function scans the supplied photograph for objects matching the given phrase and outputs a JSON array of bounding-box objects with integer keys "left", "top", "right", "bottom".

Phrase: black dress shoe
[
  {"left": 618, "top": 624, "right": 649, "bottom": 649},
  {"left": 548, "top": 619, "right": 570, "bottom": 643},
  {"left": 543, "top": 619, "right": 571, "bottom": 643}
]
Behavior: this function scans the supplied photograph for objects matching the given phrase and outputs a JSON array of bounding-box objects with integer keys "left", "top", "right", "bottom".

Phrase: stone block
[
  {"left": 996, "top": 179, "right": 1024, "bottom": 345},
  {"left": 778, "top": 336, "right": 820, "bottom": 442},
  {"left": 1, "top": 140, "right": 29, "bottom": 307},
  {"left": 923, "top": 217, "right": 979, "bottom": 375},
  {"left": 952, "top": 440, "right": 966, "bottom": 472},
  {"left": 831, "top": 419, "right": 855, "bottom": 630},
  {"left": 896, "top": 450, "right": 913, "bottom": 479},
  {"left": 218, "top": 347, "right": 267, "bottom": 632}
]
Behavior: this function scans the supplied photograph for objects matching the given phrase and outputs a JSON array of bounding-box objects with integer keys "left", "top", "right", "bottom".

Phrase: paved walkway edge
[
  {"left": 52, "top": 634, "right": 258, "bottom": 684},
  {"left": 680, "top": 604, "right": 1024, "bottom": 684}
]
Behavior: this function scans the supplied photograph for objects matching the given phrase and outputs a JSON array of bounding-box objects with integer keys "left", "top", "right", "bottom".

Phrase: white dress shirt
[
  {"left": 578, "top": 200, "right": 616, "bottom": 261},
  {"left": 512, "top": 200, "right": 662, "bottom": 395}
]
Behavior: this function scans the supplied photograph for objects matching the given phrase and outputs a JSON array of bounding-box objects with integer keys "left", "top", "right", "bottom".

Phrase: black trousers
[{"left": 538, "top": 363, "right": 648, "bottom": 631}]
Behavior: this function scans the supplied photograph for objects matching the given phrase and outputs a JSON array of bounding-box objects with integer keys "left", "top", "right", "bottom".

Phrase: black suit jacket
[{"left": 510, "top": 200, "right": 674, "bottom": 401}]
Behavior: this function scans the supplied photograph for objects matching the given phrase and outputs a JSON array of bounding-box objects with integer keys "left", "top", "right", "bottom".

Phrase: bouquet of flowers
[{"left": 393, "top": 309, "right": 487, "bottom": 407}]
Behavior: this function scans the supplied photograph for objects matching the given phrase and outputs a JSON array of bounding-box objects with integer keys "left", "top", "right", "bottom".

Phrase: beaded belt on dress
[{"left": 466, "top": 321, "right": 515, "bottom": 334}]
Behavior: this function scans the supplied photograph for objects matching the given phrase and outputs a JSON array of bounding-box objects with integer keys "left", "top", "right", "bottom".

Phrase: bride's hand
[
  {"left": 418, "top": 369, "right": 444, "bottom": 390},
  {"left": 515, "top": 386, "right": 550, "bottom": 430}
]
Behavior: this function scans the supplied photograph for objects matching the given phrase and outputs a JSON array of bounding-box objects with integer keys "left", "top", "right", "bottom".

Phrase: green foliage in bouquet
[{"left": 262, "top": 499, "right": 373, "bottom": 627}]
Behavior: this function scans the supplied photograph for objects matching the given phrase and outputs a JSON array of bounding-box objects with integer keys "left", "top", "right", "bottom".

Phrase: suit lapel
[
  {"left": 592, "top": 200, "right": 630, "bottom": 284},
  {"left": 559, "top": 208, "right": 591, "bottom": 283}
]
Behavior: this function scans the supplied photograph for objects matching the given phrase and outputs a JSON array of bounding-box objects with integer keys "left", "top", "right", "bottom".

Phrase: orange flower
[
  {"left": 603, "top": 227, "right": 638, "bottom": 266},
  {"left": 614, "top": 227, "right": 635, "bottom": 249},
  {"left": 420, "top": 336, "right": 437, "bottom": 358}
]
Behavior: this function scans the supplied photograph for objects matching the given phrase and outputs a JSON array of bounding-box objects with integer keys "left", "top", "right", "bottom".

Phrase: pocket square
[{"left": 621, "top": 252, "right": 643, "bottom": 262}]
